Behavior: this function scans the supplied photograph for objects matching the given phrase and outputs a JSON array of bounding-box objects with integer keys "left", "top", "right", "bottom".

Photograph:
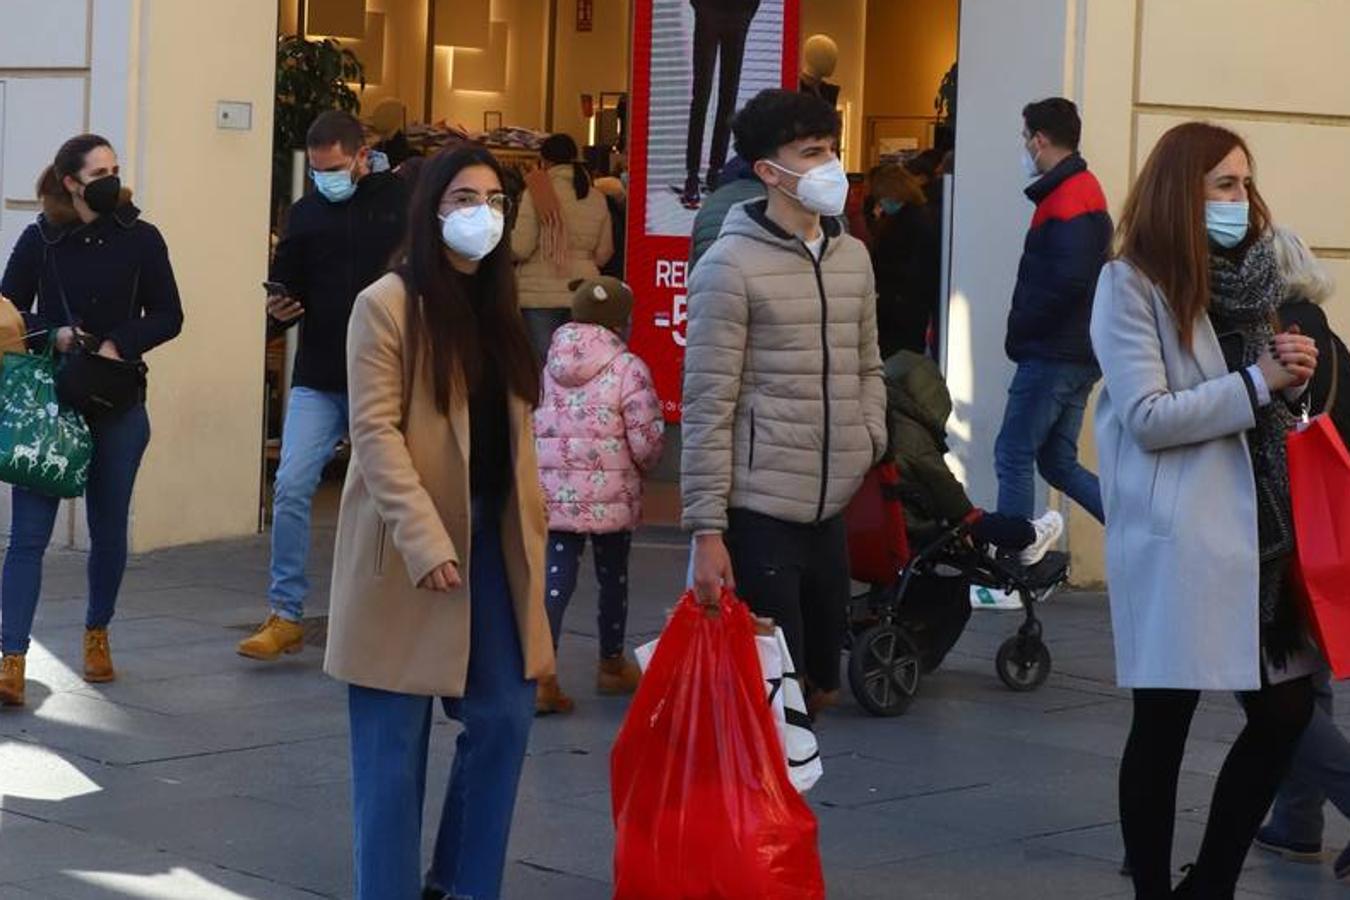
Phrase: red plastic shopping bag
[
  {"left": 1287, "top": 413, "right": 1350, "bottom": 678},
  {"left": 610, "top": 590, "right": 826, "bottom": 899}
]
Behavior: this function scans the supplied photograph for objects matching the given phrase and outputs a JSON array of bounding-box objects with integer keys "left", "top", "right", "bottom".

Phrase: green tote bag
[{"left": 0, "top": 350, "right": 93, "bottom": 498}]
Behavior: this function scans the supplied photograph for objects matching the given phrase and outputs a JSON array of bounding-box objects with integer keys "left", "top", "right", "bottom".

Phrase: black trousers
[
  {"left": 725, "top": 508, "right": 849, "bottom": 693},
  {"left": 1119, "top": 677, "right": 1314, "bottom": 899},
  {"left": 685, "top": 10, "right": 754, "bottom": 183}
]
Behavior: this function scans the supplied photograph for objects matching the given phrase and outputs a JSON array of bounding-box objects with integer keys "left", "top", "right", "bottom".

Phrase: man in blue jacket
[{"left": 994, "top": 97, "right": 1111, "bottom": 528}]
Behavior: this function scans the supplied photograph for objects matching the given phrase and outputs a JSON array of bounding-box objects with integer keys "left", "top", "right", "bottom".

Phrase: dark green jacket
[
  {"left": 884, "top": 351, "right": 973, "bottom": 535},
  {"left": 688, "top": 178, "right": 766, "bottom": 274}
]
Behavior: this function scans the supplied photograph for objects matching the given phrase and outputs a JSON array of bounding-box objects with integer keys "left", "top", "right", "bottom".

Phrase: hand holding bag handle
[{"left": 43, "top": 244, "right": 148, "bottom": 419}]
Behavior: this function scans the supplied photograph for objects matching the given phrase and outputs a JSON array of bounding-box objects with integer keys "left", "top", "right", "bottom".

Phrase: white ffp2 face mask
[
  {"left": 766, "top": 157, "right": 849, "bottom": 217},
  {"left": 439, "top": 204, "right": 505, "bottom": 261}
]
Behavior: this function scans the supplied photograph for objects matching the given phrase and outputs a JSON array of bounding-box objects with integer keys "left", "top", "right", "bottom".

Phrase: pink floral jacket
[{"left": 534, "top": 323, "right": 666, "bottom": 533}]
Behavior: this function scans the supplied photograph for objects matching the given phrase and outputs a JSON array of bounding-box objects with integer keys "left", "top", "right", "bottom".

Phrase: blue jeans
[
  {"left": 269, "top": 387, "right": 348, "bottom": 621},
  {"left": 347, "top": 499, "right": 535, "bottom": 900},
  {"left": 994, "top": 360, "right": 1104, "bottom": 523},
  {"left": 2, "top": 404, "right": 150, "bottom": 655},
  {"left": 1266, "top": 670, "right": 1350, "bottom": 846},
  {"left": 545, "top": 530, "right": 632, "bottom": 659}
]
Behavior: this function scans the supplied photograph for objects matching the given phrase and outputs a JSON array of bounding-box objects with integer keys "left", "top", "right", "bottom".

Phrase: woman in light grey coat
[{"left": 1092, "top": 122, "right": 1319, "bottom": 898}]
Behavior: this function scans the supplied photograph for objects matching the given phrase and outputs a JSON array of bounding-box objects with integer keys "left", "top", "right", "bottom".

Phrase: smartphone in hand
[{"left": 263, "top": 282, "right": 304, "bottom": 323}]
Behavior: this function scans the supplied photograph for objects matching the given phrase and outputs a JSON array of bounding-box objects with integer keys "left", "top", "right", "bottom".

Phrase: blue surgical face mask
[
  {"left": 1205, "top": 200, "right": 1249, "bottom": 248},
  {"left": 879, "top": 198, "right": 903, "bottom": 216},
  {"left": 1020, "top": 144, "right": 1041, "bottom": 179},
  {"left": 311, "top": 166, "right": 357, "bottom": 203},
  {"left": 368, "top": 150, "right": 391, "bottom": 174}
]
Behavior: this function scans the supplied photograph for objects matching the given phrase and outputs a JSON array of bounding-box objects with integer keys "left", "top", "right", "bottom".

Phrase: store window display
[{"left": 799, "top": 34, "right": 841, "bottom": 108}]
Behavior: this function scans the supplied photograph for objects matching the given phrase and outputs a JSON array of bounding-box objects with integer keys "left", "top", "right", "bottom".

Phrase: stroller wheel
[
  {"left": 995, "top": 635, "right": 1052, "bottom": 692},
  {"left": 848, "top": 624, "right": 922, "bottom": 717}
]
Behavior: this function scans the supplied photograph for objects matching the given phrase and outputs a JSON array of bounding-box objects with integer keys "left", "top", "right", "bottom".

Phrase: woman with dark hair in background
[
  {"left": 1093, "top": 122, "right": 1318, "bottom": 897},
  {"left": 869, "top": 163, "right": 942, "bottom": 358},
  {"left": 0, "top": 133, "right": 183, "bottom": 705},
  {"left": 512, "top": 134, "right": 614, "bottom": 362},
  {"left": 324, "top": 145, "right": 553, "bottom": 899}
]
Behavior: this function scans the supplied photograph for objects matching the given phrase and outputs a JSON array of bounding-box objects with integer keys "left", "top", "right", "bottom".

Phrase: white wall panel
[{"left": 0, "top": 0, "right": 90, "bottom": 69}]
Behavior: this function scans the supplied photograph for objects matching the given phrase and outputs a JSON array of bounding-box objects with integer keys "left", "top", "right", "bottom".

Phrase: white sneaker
[
  {"left": 1020, "top": 510, "right": 1065, "bottom": 567},
  {"left": 970, "top": 584, "right": 1023, "bottom": 610}
]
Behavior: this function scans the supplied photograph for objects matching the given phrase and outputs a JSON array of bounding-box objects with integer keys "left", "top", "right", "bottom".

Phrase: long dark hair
[
  {"left": 37, "top": 133, "right": 112, "bottom": 202},
  {"left": 399, "top": 146, "right": 539, "bottom": 413},
  {"left": 541, "top": 133, "right": 590, "bottom": 200},
  {"left": 1116, "top": 122, "right": 1271, "bottom": 348}
]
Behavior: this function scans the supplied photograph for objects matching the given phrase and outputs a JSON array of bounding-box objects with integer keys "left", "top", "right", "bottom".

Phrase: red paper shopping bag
[
  {"left": 1287, "top": 413, "right": 1350, "bottom": 678},
  {"left": 610, "top": 590, "right": 825, "bottom": 899}
]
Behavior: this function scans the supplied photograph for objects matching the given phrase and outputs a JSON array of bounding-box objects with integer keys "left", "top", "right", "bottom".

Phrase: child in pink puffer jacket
[{"left": 533, "top": 277, "right": 665, "bottom": 714}]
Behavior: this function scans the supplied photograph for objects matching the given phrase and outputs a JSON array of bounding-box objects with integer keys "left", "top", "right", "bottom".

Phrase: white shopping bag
[{"left": 636, "top": 623, "right": 822, "bottom": 793}]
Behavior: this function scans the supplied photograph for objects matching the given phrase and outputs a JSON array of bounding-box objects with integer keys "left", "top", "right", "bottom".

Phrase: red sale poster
[{"left": 626, "top": 0, "right": 800, "bottom": 422}]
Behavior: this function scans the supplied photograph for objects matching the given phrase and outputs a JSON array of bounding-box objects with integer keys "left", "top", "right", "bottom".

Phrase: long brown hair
[
  {"left": 37, "top": 133, "right": 112, "bottom": 203},
  {"left": 869, "top": 163, "right": 927, "bottom": 207},
  {"left": 398, "top": 145, "right": 539, "bottom": 413},
  {"left": 1115, "top": 122, "right": 1271, "bottom": 347}
]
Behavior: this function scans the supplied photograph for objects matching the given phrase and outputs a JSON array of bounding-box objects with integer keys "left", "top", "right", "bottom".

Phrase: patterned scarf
[
  {"left": 1206, "top": 236, "right": 1297, "bottom": 632},
  {"left": 525, "top": 166, "right": 571, "bottom": 275}
]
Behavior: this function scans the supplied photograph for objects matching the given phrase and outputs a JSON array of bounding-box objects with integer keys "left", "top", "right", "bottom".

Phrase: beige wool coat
[
  {"left": 512, "top": 164, "right": 614, "bottom": 310},
  {"left": 323, "top": 272, "right": 555, "bottom": 697},
  {"left": 0, "top": 295, "right": 24, "bottom": 354}
]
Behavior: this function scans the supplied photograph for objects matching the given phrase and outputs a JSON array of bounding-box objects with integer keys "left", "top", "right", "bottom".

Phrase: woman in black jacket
[
  {"left": 0, "top": 134, "right": 183, "bottom": 705},
  {"left": 869, "top": 164, "right": 942, "bottom": 358},
  {"left": 1255, "top": 226, "right": 1350, "bottom": 872},
  {"left": 1275, "top": 228, "right": 1349, "bottom": 443}
]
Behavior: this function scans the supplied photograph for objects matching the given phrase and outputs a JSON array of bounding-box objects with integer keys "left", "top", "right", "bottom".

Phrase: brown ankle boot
[
  {"left": 597, "top": 655, "right": 642, "bottom": 695},
  {"left": 536, "top": 675, "right": 575, "bottom": 716},
  {"left": 0, "top": 654, "right": 25, "bottom": 707},
  {"left": 83, "top": 628, "right": 115, "bottom": 683},
  {"left": 805, "top": 688, "right": 839, "bottom": 719}
]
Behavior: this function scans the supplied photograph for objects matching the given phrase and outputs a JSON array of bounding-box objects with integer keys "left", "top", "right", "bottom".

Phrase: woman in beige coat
[
  {"left": 324, "top": 145, "right": 553, "bottom": 900},
  {"left": 512, "top": 133, "right": 614, "bottom": 361}
]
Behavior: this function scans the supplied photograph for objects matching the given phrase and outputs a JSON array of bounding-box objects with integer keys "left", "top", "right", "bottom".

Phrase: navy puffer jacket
[
  {"left": 1005, "top": 154, "right": 1112, "bottom": 366},
  {"left": 2, "top": 190, "right": 183, "bottom": 363}
]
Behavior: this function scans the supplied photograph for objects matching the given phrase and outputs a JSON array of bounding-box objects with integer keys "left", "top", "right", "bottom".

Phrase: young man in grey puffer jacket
[{"left": 683, "top": 89, "right": 887, "bottom": 710}]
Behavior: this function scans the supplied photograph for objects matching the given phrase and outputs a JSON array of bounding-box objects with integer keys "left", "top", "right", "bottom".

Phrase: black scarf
[{"left": 1206, "top": 236, "right": 1300, "bottom": 649}]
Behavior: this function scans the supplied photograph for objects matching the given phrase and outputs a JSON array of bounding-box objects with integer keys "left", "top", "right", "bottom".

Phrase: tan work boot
[
  {"left": 596, "top": 655, "right": 642, "bottom": 696},
  {"left": 0, "top": 654, "right": 25, "bottom": 707},
  {"left": 83, "top": 628, "right": 116, "bottom": 683},
  {"left": 535, "top": 675, "right": 575, "bottom": 716},
  {"left": 236, "top": 614, "right": 305, "bottom": 661}
]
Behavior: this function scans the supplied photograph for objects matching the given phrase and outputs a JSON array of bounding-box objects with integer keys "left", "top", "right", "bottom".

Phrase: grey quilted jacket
[{"left": 681, "top": 199, "right": 887, "bottom": 531}]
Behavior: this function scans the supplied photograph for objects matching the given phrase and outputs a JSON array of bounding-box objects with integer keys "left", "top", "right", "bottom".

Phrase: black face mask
[{"left": 81, "top": 175, "right": 121, "bottom": 215}]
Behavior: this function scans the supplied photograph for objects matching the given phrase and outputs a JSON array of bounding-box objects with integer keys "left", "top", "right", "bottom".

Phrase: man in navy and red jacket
[{"left": 994, "top": 97, "right": 1112, "bottom": 532}]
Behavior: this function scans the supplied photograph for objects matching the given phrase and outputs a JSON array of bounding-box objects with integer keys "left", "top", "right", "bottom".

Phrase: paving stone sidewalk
[{"left": 1, "top": 523, "right": 1347, "bottom": 899}]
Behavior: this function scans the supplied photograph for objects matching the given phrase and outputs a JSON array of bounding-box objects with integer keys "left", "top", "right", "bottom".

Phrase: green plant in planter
[{"left": 272, "top": 35, "right": 366, "bottom": 222}]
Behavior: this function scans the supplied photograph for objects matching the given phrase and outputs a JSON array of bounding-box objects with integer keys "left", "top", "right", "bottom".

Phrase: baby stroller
[{"left": 844, "top": 463, "right": 1070, "bottom": 716}]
